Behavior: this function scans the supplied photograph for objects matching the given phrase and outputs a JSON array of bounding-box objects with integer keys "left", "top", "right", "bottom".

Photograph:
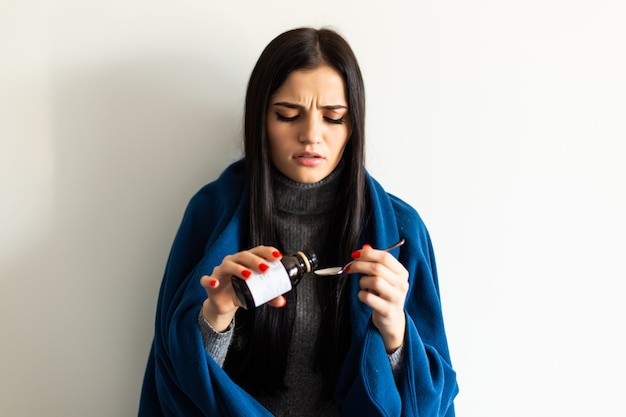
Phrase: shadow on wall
[{"left": 0, "top": 54, "right": 244, "bottom": 415}]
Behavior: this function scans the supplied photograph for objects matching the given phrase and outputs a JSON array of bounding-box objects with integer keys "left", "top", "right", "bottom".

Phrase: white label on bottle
[{"left": 245, "top": 260, "right": 292, "bottom": 307}]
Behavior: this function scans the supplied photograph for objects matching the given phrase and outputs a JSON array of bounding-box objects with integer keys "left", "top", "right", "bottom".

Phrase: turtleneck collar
[{"left": 271, "top": 162, "right": 344, "bottom": 216}]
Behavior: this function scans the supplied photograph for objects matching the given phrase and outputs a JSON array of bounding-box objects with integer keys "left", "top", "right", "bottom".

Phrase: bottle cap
[{"left": 297, "top": 250, "right": 318, "bottom": 272}]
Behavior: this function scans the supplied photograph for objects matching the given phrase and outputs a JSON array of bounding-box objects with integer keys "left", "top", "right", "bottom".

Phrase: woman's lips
[{"left": 293, "top": 152, "right": 324, "bottom": 167}]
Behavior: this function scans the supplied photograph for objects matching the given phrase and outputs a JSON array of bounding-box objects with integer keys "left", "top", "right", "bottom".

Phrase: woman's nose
[{"left": 298, "top": 115, "right": 322, "bottom": 144}]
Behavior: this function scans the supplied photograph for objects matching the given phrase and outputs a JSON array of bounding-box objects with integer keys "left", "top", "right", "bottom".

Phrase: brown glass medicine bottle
[{"left": 231, "top": 250, "right": 318, "bottom": 309}]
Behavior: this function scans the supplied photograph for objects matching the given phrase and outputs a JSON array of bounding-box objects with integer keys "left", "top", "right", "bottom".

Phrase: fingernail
[
  {"left": 259, "top": 263, "right": 270, "bottom": 272},
  {"left": 242, "top": 269, "right": 252, "bottom": 279},
  {"left": 279, "top": 297, "right": 287, "bottom": 307},
  {"left": 272, "top": 251, "right": 282, "bottom": 258},
  {"left": 344, "top": 264, "right": 351, "bottom": 272},
  {"left": 351, "top": 250, "right": 361, "bottom": 259},
  {"left": 209, "top": 279, "right": 218, "bottom": 288}
]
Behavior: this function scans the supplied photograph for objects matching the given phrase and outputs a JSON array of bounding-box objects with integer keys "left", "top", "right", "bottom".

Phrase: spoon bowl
[{"left": 314, "top": 239, "right": 406, "bottom": 276}]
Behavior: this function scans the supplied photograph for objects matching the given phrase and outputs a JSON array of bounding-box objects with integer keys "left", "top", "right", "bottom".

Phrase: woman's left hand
[{"left": 346, "top": 244, "right": 409, "bottom": 353}]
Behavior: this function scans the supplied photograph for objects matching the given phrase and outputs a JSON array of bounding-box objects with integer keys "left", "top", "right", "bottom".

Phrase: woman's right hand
[{"left": 199, "top": 246, "right": 286, "bottom": 332}]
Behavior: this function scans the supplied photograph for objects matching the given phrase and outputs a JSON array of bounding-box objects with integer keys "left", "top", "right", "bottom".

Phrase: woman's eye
[
  {"left": 324, "top": 116, "right": 345, "bottom": 125},
  {"left": 276, "top": 113, "right": 299, "bottom": 122}
]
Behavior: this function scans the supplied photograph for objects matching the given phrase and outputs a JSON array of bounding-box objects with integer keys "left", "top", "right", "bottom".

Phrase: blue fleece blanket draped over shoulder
[{"left": 139, "top": 160, "right": 458, "bottom": 416}]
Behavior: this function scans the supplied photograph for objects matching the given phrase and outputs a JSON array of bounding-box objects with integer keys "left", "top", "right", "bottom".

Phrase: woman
[{"left": 139, "top": 27, "right": 458, "bottom": 416}]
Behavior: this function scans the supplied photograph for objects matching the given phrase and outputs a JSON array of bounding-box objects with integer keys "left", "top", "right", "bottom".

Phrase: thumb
[{"left": 267, "top": 295, "right": 287, "bottom": 308}]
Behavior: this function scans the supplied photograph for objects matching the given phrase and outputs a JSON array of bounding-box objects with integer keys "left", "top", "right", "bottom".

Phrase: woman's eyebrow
[
  {"left": 323, "top": 104, "right": 349, "bottom": 111},
  {"left": 272, "top": 101, "right": 348, "bottom": 110}
]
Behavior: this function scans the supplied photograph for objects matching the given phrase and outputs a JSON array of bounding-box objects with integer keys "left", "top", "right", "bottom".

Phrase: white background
[{"left": 2, "top": 1, "right": 625, "bottom": 416}]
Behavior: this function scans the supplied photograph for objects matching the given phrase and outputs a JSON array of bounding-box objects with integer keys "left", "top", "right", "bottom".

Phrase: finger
[
  {"left": 248, "top": 245, "right": 283, "bottom": 261},
  {"left": 357, "top": 288, "right": 400, "bottom": 319},
  {"left": 357, "top": 286, "right": 406, "bottom": 322},
  {"left": 357, "top": 287, "right": 385, "bottom": 308},
  {"left": 200, "top": 275, "right": 240, "bottom": 315},
  {"left": 211, "top": 256, "right": 251, "bottom": 281},
  {"left": 359, "top": 275, "right": 394, "bottom": 301},
  {"left": 350, "top": 253, "right": 409, "bottom": 287},
  {"left": 356, "top": 246, "right": 405, "bottom": 275},
  {"left": 348, "top": 260, "right": 395, "bottom": 283},
  {"left": 266, "top": 295, "right": 287, "bottom": 308},
  {"left": 360, "top": 274, "right": 409, "bottom": 303},
  {"left": 226, "top": 246, "right": 283, "bottom": 276},
  {"left": 200, "top": 274, "right": 220, "bottom": 290},
  {"left": 214, "top": 256, "right": 267, "bottom": 281}
]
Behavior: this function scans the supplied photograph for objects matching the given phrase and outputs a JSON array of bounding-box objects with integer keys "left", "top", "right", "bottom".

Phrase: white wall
[{"left": 2, "top": 1, "right": 625, "bottom": 416}]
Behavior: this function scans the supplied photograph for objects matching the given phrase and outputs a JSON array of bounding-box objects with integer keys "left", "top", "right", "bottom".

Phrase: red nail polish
[
  {"left": 351, "top": 250, "right": 361, "bottom": 259},
  {"left": 344, "top": 264, "right": 351, "bottom": 272},
  {"left": 209, "top": 279, "right": 218, "bottom": 288},
  {"left": 242, "top": 269, "right": 252, "bottom": 279},
  {"left": 259, "top": 263, "right": 269, "bottom": 272},
  {"left": 272, "top": 251, "right": 282, "bottom": 258}
]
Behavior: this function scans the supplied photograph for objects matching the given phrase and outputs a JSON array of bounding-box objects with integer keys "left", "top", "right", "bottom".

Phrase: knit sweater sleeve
[
  {"left": 197, "top": 310, "right": 234, "bottom": 367},
  {"left": 388, "top": 344, "right": 405, "bottom": 380}
]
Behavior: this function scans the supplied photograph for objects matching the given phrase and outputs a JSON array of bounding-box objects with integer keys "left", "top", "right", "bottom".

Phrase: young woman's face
[{"left": 266, "top": 65, "right": 351, "bottom": 183}]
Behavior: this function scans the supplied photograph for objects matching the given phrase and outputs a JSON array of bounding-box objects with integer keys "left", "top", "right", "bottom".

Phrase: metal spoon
[{"left": 313, "top": 239, "right": 406, "bottom": 276}]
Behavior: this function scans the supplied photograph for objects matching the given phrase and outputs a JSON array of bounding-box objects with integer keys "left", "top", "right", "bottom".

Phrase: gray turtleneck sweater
[{"left": 198, "top": 167, "right": 403, "bottom": 416}]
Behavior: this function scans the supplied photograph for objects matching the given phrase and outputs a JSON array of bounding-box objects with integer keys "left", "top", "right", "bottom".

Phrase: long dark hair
[{"left": 223, "top": 27, "right": 369, "bottom": 401}]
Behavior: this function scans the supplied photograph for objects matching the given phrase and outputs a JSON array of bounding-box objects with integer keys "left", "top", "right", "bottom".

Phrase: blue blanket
[{"left": 139, "top": 160, "right": 458, "bottom": 416}]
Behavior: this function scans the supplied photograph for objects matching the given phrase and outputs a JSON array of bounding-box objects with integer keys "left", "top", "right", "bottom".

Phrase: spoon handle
[
  {"left": 380, "top": 238, "right": 406, "bottom": 252},
  {"left": 313, "top": 239, "right": 406, "bottom": 276},
  {"left": 342, "top": 238, "right": 405, "bottom": 269}
]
